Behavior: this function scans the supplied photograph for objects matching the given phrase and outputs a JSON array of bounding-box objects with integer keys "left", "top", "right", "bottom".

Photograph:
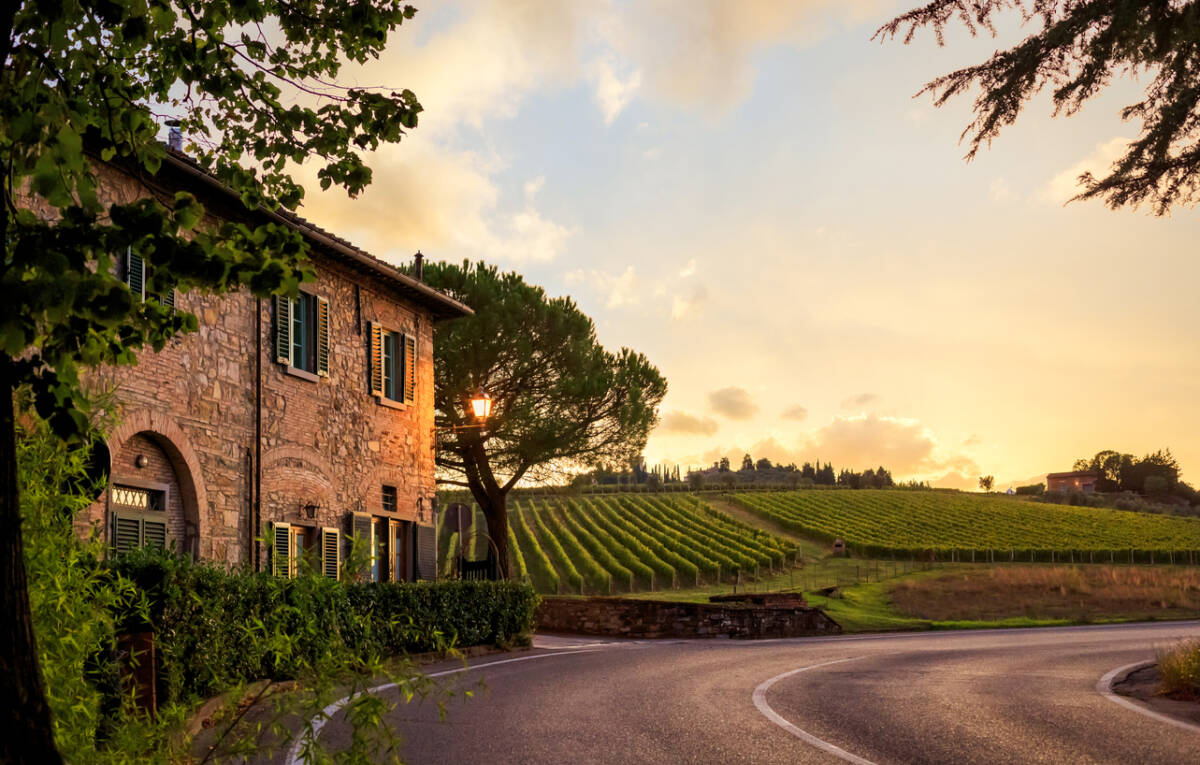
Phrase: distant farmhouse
[
  {"left": 35, "top": 143, "right": 472, "bottom": 581},
  {"left": 1046, "top": 470, "right": 1100, "bottom": 494}
]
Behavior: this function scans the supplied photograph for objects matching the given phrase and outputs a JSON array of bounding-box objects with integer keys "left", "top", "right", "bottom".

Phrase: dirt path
[{"left": 702, "top": 495, "right": 805, "bottom": 544}]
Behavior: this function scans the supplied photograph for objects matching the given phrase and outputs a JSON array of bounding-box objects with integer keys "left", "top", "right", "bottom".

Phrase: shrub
[
  {"left": 110, "top": 549, "right": 539, "bottom": 705},
  {"left": 1158, "top": 639, "right": 1200, "bottom": 699}
]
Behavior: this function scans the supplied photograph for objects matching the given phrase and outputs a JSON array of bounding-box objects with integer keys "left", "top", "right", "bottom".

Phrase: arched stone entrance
[{"left": 103, "top": 412, "right": 206, "bottom": 559}]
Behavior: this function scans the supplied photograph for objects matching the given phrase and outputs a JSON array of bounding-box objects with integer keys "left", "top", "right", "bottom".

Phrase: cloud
[
  {"left": 989, "top": 178, "right": 1014, "bottom": 202},
  {"left": 565, "top": 265, "right": 639, "bottom": 308},
  {"left": 781, "top": 405, "right": 808, "bottom": 421},
  {"left": 600, "top": 1, "right": 878, "bottom": 111},
  {"left": 1041, "top": 136, "right": 1131, "bottom": 203},
  {"left": 803, "top": 414, "right": 936, "bottom": 473},
  {"left": 963, "top": 434, "right": 982, "bottom": 447},
  {"left": 670, "top": 283, "right": 708, "bottom": 320},
  {"left": 657, "top": 410, "right": 719, "bottom": 436},
  {"left": 588, "top": 55, "right": 642, "bottom": 124},
  {"left": 708, "top": 386, "right": 758, "bottom": 420},
  {"left": 679, "top": 258, "right": 697, "bottom": 278},
  {"left": 839, "top": 393, "right": 877, "bottom": 409}
]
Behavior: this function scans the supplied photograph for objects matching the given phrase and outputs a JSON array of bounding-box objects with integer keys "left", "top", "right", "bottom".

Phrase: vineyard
[
  {"left": 731, "top": 490, "right": 1200, "bottom": 563},
  {"left": 438, "top": 494, "right": 797, "bottom": 595}
]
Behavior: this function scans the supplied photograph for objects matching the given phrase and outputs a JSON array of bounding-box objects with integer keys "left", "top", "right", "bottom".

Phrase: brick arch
[
  {"left": 107, "top": 409, "right": 208, "bottom": 558},
  {"left": 261, "top": 445, "right": 336, "bottom": 517}
]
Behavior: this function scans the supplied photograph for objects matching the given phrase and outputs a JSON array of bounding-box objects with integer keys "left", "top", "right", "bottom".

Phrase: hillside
[{"left": 731, "top": 490, "right": 1200, "bottom": 562}]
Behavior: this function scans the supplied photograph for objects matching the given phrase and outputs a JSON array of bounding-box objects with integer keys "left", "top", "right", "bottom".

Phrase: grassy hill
[
  {"left": 439, "top": 494, "right": 796, "bottom": 595},
  {"left": 730, "top": 490, "right": 1200, "bottom": 563}
]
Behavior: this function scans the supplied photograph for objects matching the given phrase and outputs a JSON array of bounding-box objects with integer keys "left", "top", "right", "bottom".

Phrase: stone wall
[
  {"left": 537, "top": 597, "right": 842, "bottom": 639},
  {"left": 72, "top": 159, "right": 445, "bottom": 571}
]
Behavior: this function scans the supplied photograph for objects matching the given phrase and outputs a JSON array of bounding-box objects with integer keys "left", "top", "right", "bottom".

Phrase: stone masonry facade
[{"left": 63, "top": 151, "right": 471, "bottom": 577}]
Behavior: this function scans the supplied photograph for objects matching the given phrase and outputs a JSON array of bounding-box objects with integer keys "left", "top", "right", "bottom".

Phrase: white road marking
[
  {"left": 284, "top": 649, "right": 600, "bottom": 765},
  {"left": 1096, "top": 661, "right": 1200, "bottom": 735},
  {"left": 752, "top": 657, "right": 877, "bottom": 765}
]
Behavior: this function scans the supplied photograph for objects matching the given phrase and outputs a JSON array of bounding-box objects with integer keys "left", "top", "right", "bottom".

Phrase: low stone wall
[{"left": 537, "top": 596, "right": 842, "bottom": 639}]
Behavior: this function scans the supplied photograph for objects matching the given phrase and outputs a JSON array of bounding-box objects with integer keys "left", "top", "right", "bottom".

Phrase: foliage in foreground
[{"left": 21, "top": 417, "right": 536, "bottom": 762}]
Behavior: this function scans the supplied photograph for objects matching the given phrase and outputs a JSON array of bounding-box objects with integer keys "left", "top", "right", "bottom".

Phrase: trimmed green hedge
[{"left": 111, "top": 550, "right": 538, "bottom": 705}]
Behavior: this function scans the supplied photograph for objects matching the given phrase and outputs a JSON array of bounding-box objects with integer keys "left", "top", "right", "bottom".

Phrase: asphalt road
[{"left": 308, "top": 622, "right": 1200, "bottom": 764}]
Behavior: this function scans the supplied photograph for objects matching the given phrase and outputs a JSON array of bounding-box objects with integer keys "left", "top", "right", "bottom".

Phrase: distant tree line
[
  {"left": 1011, "top": 448, "right": 1198, "bottom": 516},
  {"left": 1070, "top": 448, "right": 1187, "bottom": 498}
]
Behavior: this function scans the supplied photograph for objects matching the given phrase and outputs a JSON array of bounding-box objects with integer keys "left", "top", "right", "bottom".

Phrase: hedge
[{"left": 111, "top": 550, "right": 539, "bottom": 705}]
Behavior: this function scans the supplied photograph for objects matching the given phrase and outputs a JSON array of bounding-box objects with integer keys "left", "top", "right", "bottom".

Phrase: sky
[{"left": 294, "top": 0, "right": 1200, "bottom": 490}]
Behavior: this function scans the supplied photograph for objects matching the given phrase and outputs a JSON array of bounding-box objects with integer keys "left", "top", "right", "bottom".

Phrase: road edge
[
  {"left": 751, "top": 657, "right": 877, "bottom": 765},
  {"left": 1096, "top": 661, "right": 1200, "bottom": 734}
]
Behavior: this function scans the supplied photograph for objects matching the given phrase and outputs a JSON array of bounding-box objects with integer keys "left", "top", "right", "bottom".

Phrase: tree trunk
[
  {"left": 472, "top": 488, "right": 510, "bottom": 581},
  {"left": 0, "top": 367, "right": 64, "bottom": 762}
]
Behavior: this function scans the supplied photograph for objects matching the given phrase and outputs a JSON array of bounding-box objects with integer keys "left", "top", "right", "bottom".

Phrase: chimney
[
  {"left": 165, "top": 119, "right": 183, "bottom": 152},
  {"left": 412, "top": 251, "right": 424, "bottom": 282}
]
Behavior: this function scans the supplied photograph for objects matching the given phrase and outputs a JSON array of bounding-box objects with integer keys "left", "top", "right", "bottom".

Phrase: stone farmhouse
[
  {"left": 1046, "top": 470, "right": 1100, "bottom": 494},
  {"left": 68, "top": 147, "right": 471, "bottom": 581}
]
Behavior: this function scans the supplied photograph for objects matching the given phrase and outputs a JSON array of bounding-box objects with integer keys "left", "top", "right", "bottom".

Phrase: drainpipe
[{"left": 254, "top": 297, "right": 263, "bottom": 571}]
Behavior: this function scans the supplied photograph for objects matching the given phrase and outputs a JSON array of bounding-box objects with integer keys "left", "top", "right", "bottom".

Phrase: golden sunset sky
[{"left": 295, "top": 0, "right": 1200, "bottom": 489}]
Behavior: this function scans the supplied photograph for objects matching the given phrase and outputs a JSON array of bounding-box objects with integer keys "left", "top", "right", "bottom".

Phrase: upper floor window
[
  {"left": 122, "top": 248, "right": 174, "bottom": 309},
  {"left": 369, "top": 323, "right": 415, "bottom": 404},
  {"left": 275, "top": 291, "right": 330, "bottom": 377}
]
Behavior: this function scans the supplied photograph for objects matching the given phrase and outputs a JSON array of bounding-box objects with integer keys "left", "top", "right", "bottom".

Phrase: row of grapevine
[
  {"left": 730, "top": 490, "right": 1200, "bottom": 561},
  {"left": 567, "top": 498, "right": 659, "bottom": 588},
  {"left": 510, "top": 503, "right": 559, "bottom": 594},
  {"left": 437, "top": 494, "right": 798, "bottom": 595}
]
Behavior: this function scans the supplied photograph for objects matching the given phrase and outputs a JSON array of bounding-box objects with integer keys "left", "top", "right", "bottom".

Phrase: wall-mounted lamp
[
  {"left": 134, "top": 454, "right": 147, "bottom": 469},
  {"left": 469, "top": 387, "right": 493, "bottom": 421},
  {"left": 302, "top": 502, "right": 320, "bottom": 520}
]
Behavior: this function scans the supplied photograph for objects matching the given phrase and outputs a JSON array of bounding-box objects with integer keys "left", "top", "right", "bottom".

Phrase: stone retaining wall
[{"left": 537, "top": 597, "right": 842, "bottom": 639}]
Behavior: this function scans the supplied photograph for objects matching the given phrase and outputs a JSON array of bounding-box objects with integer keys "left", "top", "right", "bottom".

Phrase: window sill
[
  {"left": 375, "top": 395, "right": 407, "bottom": 410},
  {"left": 285, "top": 366, "right": 320, "bottom": 383}
]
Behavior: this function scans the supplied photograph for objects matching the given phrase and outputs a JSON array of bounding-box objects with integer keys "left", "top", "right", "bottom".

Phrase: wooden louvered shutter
[
  {"left": 271, "top": 522, "right": 291, "bottom": 578},
  {"left": 113, "top": 515, "right": 141, "bottom": 555},
  {"left": 125, "top": 248, "right": 145, "bottom": 301},
  {"left": 403, "top": 334, "right": 416, "bottom": 404},
  {"left": 143, "top": 519, "right": 167, "bottom": 549},
  {"left": 316, "top": 297, "right": 330, "bottom": 377},
  {"left": 274, "top": 295, "right": 291, "bottom": 364},
  {"left": 369, "top": 323, "right": 384, "bottom": 396},
  {"left": 161, "top": 287, "right": 175, "bottom": 310},
  {"left": 321, "top": 527, "right": 340, "bottom": 580},
  {"left": 414, "top": 524, "right": 436, "bottom": 581}
]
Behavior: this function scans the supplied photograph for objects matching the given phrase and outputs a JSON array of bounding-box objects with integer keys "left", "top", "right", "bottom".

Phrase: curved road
[{"left": 311, "top": 622, "right": 1200, "bottom": 764}]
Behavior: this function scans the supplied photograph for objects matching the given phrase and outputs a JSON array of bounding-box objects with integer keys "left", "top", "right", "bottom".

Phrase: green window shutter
[
  {"left": 403, "top": 334, "right": 416, "bottom": 404},
  {"left": 321, "top": 527, "right": 340, "bottom": 580},
  {"left": 316, "top": 297, "right": 330, "bottom": 377},
  {"left": 113, "top": 514, "right": 140, "bottom": 555},
  {"left": 271, "top": 522, "right": 292, "bottom": 578},
  {"left": 143, "top": 519, "right": 167, "bottom": 549},
  {"left": 125, "top": 248, "right": 145, "bottom": 301},
  {"left": 274, "top": 295, "right": 291, "bottom": 364},
  {"left": 369, "top": 323, "right": 384, "bottom": 396}
]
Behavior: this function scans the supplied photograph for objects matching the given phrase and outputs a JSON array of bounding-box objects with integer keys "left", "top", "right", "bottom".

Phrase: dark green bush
[{"left": 110, "top": 549, "right": 538, "bottom": 705}]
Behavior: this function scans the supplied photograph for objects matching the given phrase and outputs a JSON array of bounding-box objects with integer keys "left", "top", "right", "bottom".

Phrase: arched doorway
[{"left": 107, "top": 430, "right": 199, "bottom": 558}]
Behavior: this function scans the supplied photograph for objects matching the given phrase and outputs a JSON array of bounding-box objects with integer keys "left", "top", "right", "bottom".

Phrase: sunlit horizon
[{"left": 295, "top": 0, "right": 1198, "bottom": 489}]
